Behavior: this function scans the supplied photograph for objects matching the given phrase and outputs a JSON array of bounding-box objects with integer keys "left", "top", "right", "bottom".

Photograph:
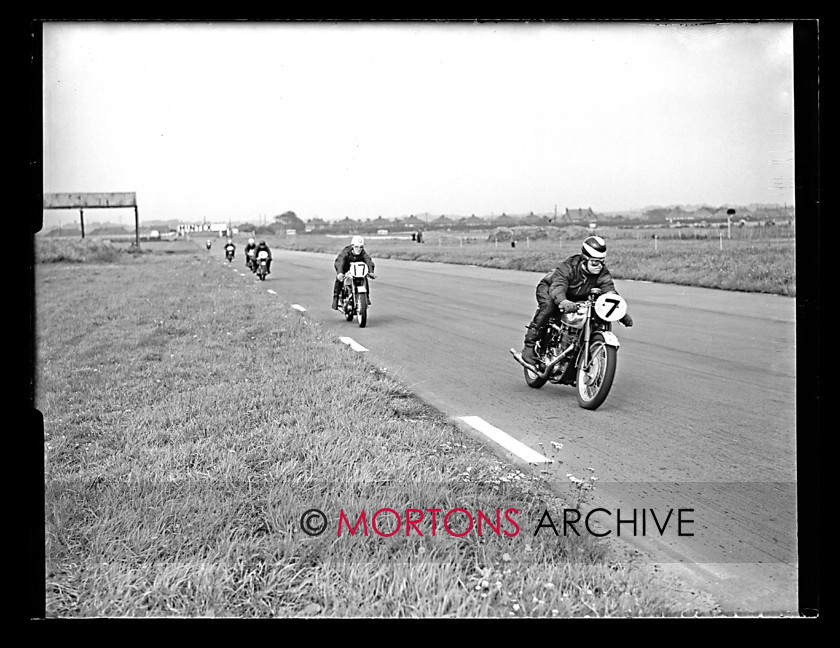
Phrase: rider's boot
[
  {"left": 520, "top": 325, "right": 541, "bottom": 365},
  {"left": 331, "top": 293, "right": 339, "bottom": 310}
]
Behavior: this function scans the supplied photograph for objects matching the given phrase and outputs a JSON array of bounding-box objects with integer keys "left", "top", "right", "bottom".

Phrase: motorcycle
[
  {"left": 338, "top": 261, "right": 375, "bottom": 328},
  {"left": 246, "top": 249, "right": 257, "bottom": 273},
  {"left": 225, "top": 245, "right": 235, "bottom": 262},
  {"left": 255, "top": 250, "right": 270, "bottom": 281},
  {"left": 510, "top": 288, "right": 627, "bottom": 410}
]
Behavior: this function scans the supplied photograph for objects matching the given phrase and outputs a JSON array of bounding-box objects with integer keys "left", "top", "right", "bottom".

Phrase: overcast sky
[{"left": 41, "top": 20, "right": 795, "bottom": 227}]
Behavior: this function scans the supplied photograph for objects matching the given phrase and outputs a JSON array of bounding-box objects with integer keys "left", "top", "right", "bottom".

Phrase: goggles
[{"left": 585, "top": 257, "right": 605, "bottom": 266}]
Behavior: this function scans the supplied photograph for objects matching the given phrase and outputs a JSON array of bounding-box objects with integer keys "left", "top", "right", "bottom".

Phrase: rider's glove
[
  {"left": 558, "top": 300, "right": 577, "bottom": 313},
  {"left": 368, "top": 273, "right": 376, "bottom": 279},
  {"left": 337, "top": 272, "right": 345, "bottom": 281},
  {"left": 620, "top": 313, "right": 634, "bottom": 327}
]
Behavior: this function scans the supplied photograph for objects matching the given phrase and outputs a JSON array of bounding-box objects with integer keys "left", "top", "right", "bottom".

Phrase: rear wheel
[
  {"left": 576, "top": 333, "right": 617, "bottom": 410},
  {"left": 356, "top": 293, "right": 368, "bottom": 328}
]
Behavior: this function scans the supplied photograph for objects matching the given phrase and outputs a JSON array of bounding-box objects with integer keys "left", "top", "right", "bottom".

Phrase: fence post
[{"left": 654, "top": 234, "right": 658, "bottom": 252}]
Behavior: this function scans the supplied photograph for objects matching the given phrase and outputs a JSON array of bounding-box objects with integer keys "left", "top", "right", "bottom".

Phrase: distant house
[
  {"left": 368, "top": 216, "right": 393, "bottom": 232},
  {"left": 561, "top": 207, "right": 596, "bottom": 224},
  {"left": 461, "top": 215, "right": 487, "bottom": 228},
  {"left": 330, "top": 216, "right": 362, "bottom": 233},
  {"left": 306, "top": 217, "right": 329, "bottom": 232},
  {"left": 490, "top": 213, "right": 517, "bottom": 227},
  {"left": 429, "top": 215, "right": 456, "bottom": 229},
  {"left": 397, "top": 214, "right": 427, "bottom": 229},
  {"left": 521, "top": 212, "right": 551, "bottom": 226}
]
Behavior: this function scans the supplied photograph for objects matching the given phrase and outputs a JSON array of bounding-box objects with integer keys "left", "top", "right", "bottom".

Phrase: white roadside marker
[
  {"left": 267, "top": 289, "right": 277, "bottom": 295},
  {"left": 458, "top": 416, "right": 552, "bottom": 464},
  {"left": 291, "top": 304, "right": 306, "bottom": 312},
  {"left": 339, "top": 336, "right": 368, "bottom": 352}
]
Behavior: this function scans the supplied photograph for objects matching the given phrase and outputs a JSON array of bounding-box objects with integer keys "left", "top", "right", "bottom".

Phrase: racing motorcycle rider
[
  {"left": 519, "top": 235, "right": 634, "bottom": 366},
  {"left": 224, "top": 238, "right": 236, "bottom": 257},
  {"left": 244, "top": 237, "right": 257, "bottom": 269},
  {"left": 254, "top": 240, "right": 273, "bottom": 275},
  {"left": 332, "top": 235, "right": 376, "bottom": 310}
]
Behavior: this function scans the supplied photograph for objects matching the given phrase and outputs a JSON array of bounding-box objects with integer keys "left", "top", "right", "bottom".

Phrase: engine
[{"left": 555, "top": 321, "right": 580, "bottom": 352}]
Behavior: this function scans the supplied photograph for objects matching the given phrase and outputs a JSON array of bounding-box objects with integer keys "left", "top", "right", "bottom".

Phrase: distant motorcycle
[
  {"left": 510, "top": 288, "right": 627, "bottom": 410},
  {"left": 338, "top": 261, "right": 375, "bottom": 328},
  {"left": 246, "top": 249, "right": 257, "bottom": 273},
  {"left": 255, "top": 250, "right": 270, "bottom": 281},
  {"left": 224, "top": 244, "right": 235, "bottom": 262}
]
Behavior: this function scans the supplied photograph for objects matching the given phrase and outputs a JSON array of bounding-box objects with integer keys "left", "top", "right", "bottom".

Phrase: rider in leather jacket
[
  {"left": 520, "top": 235, "right": 634, "bottom": 366},
  {"left": 254, "top": 240, "right": 272, "bottom": 274},
  {"left": 332, "top": 235, "right": 376, "bottom": 310},
  {"left": 244, "top": 238, "right": 257, "bottom": 267}
]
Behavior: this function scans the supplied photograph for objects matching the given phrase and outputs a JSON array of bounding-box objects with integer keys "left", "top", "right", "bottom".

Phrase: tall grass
[{"left": 37, "top": 245, "right": 719, "bottom": 617}]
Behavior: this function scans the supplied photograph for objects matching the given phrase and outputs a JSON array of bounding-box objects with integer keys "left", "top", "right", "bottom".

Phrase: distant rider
[
  {"left": 519, "top": 235, "right": 634, "bottom": 366},
  {"left": 332, "top": 235, "right": 376, "bottom": 310},
  {"left": 244, "top": 237, "right": 257, "bottom": 268},
  {"left": 206, "top": 239, "right": 212, "bottom": 250},
  {"left": 254, "top": 240, "right": 273, "bottom": 274},
  {"left": 224, "top": 239, "right": 236, "bottom": 257}
]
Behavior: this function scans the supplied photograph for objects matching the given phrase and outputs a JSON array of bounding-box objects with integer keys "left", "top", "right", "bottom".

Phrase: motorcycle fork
[{"left": 579, "top": 303, "right": 593, "bottom": 369}]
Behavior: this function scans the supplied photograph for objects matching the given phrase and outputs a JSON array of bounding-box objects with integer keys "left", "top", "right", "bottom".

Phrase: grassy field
[
  {"left": 261, "top": 226, "right": 795, "bottom": 297},
  {"left": 37, "top": 238, "right": 720, "bottom": 617}
]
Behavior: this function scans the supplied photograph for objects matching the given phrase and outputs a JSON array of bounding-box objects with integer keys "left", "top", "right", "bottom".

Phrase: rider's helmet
[
  {"left": 248, "top": 238, "right": 255, "bottom": 245},
  {"left": 581, "top": 235, "right": 607, "bottom": 274},
  {"left": 227, "top": 239, "right": 233, "bottom": 244},
  {"left": 351, "top": 235, "right": 364, "bottom": 253},
  {"left": 259, "top": 240, "right": 266, "bottom": 246}
]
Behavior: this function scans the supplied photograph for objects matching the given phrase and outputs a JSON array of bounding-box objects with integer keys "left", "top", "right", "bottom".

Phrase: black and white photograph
[{"left": 31, "top": 19, "right": 817, "bottom": 619}]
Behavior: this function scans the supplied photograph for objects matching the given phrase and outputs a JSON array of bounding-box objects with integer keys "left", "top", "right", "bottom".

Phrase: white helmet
[
  {"left": 248, "top": 238, "right": 255, "bottom": 245},
  {"left": 351, "top": 235, "right": 365, "bottom": 247}
]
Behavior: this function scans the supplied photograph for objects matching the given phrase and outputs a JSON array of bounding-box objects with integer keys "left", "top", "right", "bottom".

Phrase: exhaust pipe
[{"left": 509, "top": 344, "right": 576, "bottom": 380}]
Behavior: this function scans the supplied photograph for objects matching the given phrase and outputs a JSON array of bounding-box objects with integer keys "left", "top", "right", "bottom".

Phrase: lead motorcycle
[
  {"left": 224, "top": 244, "right": 235, "bottom": 262},
  {"left": 510, "top": 288, "right": 627, "bottom": 410},
  {"left": 338, "top": 261, "right": 375, "bottom": 328}
]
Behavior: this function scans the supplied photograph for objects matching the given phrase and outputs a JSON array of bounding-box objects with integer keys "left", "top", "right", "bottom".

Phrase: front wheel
[
  {"left": 356, "top": 293, "right": 368, "bottom": 328},
  {"left": 576, "top": 333, "right": 617, "bottom": 410},
  {"left": 523, "top": 346, "right": 547, "bottom": 388}
]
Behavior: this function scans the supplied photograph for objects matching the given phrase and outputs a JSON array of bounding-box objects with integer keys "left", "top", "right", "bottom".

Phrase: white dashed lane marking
[
  {"left": 291, "top": 304, "right": 306, "bottom": 312},
  {"left": 267, "top": 289, "right": 277, "bottom": 295},
  {"left": 339, "top": 337, "right": 368, "bottom": 352},
  {"left": 458, "top": 416, "right": 552, "bottom": 464}
]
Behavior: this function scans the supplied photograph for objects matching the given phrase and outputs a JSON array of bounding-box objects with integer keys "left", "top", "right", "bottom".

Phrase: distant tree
[
  {"left": 238, "top": 222, "right": 258, "bottom": 232},
  {"left": 274, "top": 211, "right": 305, "bottom": 231},
  {"left": 255, "top": 225, "right": 276, "bottom": 235}
]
